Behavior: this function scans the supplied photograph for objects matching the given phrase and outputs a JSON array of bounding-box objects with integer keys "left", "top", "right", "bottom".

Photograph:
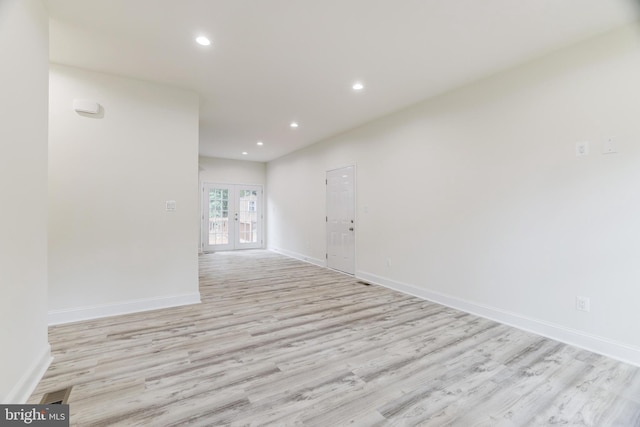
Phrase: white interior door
[
  {"left": 203, "top": 183, "right": 263, "bottom": 252},
  {"left": 326, "top": 166, "right": 355, "bottom": 274}
]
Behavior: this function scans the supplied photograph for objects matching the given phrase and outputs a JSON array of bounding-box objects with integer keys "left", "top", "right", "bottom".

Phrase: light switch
[
  {"left": 576, "top": 141, "right": 589, "bottom": 157},
  {"left": 166, "top": 200, "right": 177, "bottom": 211}
]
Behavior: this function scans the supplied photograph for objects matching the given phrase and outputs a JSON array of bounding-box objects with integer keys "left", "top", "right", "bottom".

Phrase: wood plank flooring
[{"left": 29, "top": 250, "right": 640, "bottom": 426}]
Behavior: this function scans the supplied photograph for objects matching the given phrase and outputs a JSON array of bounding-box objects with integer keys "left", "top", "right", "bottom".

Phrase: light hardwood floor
[{"left": 30, "top": 250, "right": 640, "bottom": 426}]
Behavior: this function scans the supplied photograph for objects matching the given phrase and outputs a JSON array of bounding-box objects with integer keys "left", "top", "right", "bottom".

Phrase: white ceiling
[{"left": 44, "top": 0, "right": 640, "bottom": 162}]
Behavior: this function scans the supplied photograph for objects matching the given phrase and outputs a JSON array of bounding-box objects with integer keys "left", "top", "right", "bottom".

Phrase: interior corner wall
[
  {"left": 267, "top": 23, "right": 640, "bottom": 364},
  {"left": 0, "top": 0, "right": 50, "bottom": 403},
  {"left": 48, "top": 64, "right": 200, "bottom": 324}
]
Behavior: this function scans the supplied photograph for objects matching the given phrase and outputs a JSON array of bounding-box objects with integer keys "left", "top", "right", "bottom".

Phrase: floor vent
[
  {"left": 40, "top": 386, "right": 72, "bottom": 405},
  {"left": 357, "top": 281, "right": 371, "bottom": 286}
]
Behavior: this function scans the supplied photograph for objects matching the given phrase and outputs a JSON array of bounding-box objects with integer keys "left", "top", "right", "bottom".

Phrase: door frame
[
  {"left": 325, "top": 164, "right": 357, "bottom": 275},
  {"left": 201, "top": 182, "right": 264, "bottom": 252}
]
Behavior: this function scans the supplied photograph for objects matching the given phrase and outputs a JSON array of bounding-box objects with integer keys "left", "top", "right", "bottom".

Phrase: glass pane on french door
[
  {"left": 235, "top": 185, "right": 262, "bottom": 249},
  {"left": 208, "top": 188, "right": 229, "bottom": 245},
  {"left": 238, "top": 189, "right": 258, "bottom": 244},
  {"left": 205, "top": 185, "right": 233, "bottom": 251}
]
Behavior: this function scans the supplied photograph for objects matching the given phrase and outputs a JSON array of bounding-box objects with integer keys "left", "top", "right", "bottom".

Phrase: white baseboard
[
  {"left": 48, "top": 292, "right": 201, "bottom": 326},
  {"left": 268, "top": 247, "right": 326, "bottom": 268},
  {"left": 3, "top": 344, "right": 52, "bottom": 404},
  {"left": 357, "top": 270, "right": 640, "bottom": 368}
]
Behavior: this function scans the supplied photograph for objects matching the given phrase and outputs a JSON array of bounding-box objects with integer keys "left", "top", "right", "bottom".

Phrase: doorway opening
[{"left": 202, "top": 183, "right": 263, "bottom": 252}]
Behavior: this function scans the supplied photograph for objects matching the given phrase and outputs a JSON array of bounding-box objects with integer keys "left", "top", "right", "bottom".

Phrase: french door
[
  {"left": 326, "top": 166, "right": 355, "bottom": 274},
  {"left": 202, "top": 183, "right": 263, "bottom": 252}
]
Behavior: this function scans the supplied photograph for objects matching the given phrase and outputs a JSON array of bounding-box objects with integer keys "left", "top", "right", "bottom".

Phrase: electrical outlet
[
  {"left": 603, "top": 137, "right": 617, "bottom": 154},
  {"left": 576, "top": 296, "right": 591, "bottom": 312}
]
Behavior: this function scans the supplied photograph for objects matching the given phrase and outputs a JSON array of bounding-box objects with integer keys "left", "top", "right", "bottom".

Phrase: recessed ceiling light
[
  {"left": 257, "top": 141, "right": 264, "bottom": 146},
  {"left": 352, "top": 82, "right": 364, "bottom": 91},
  {"left": 195, "top": 36, "right": 211, "bottom": 46},
  {"left": 242, "top": 151, "right": 248, "bottom": 155},
  {"left": 290, "top": 122, "right": 299, "bottom": 128}
]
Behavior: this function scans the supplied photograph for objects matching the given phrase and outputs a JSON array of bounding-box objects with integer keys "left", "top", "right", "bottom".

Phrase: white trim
[
  {"left": 356, "top": 270, "right": 640, "bottom": 367},
  {"left": 268, "top": 247, "right": 326, "bottom": 268},
  {"left": 326, "top": 161, "right": 358, "bottom": 173},
  {"left": 48, "top": 293, "right": 201, "bottom": 326},
  {"left": 3, "top": 344, "right": 52, "bottom": 404}
]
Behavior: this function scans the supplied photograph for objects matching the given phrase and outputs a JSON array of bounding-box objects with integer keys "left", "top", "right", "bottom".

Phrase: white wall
[
  {"left": 199, "top": 156, "right": 266, "bottom": 186},
  {"left": 268, "top": 24, "right": 640, "bottom": 365},
  {"left": 0, "top": 0, "right": 50, "bottom": 403},
  {"left": 48, "top": 64, "right": 200, "bottom": 324}
]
